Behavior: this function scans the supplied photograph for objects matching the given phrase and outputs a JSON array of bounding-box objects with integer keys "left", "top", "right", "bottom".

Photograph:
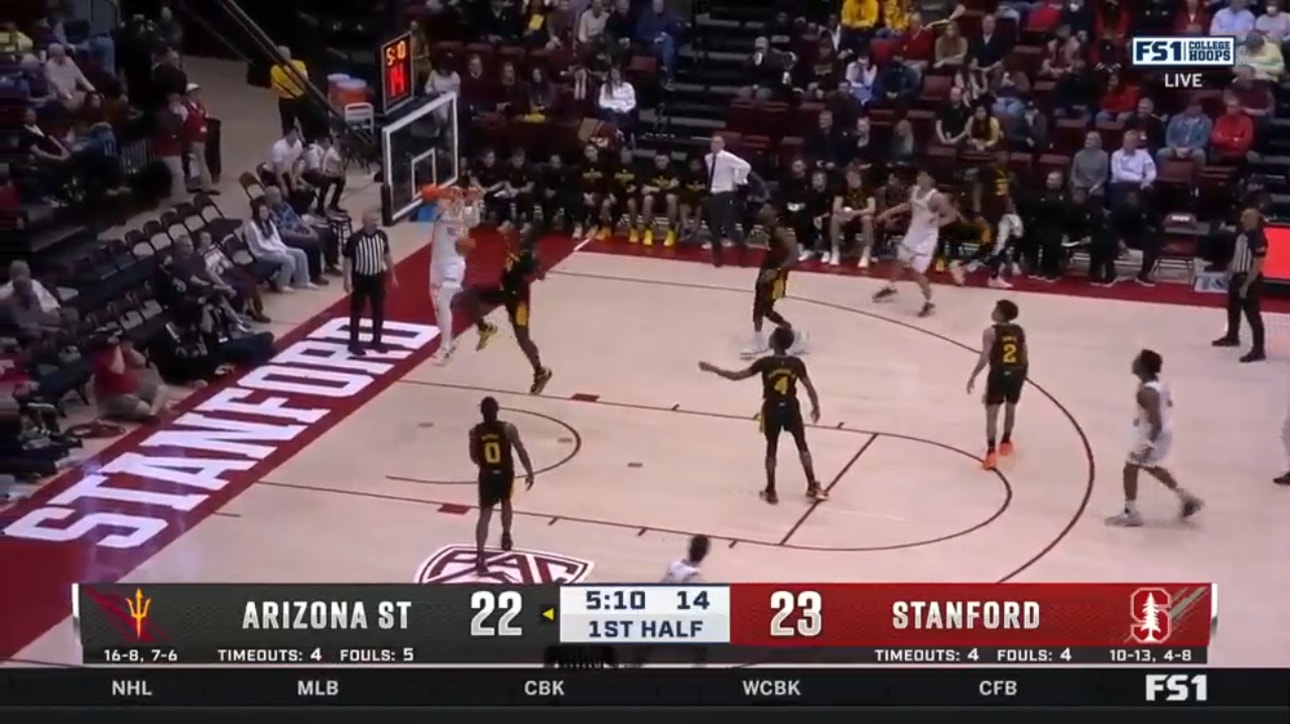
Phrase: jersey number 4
[{"left": 773, "top": 376, "right": 791, "bottom": 395}]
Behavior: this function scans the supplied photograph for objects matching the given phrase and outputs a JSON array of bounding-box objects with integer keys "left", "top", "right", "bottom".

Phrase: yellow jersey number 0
[{"left": 483, "top": 440, "right": 503, "bottom": 465}]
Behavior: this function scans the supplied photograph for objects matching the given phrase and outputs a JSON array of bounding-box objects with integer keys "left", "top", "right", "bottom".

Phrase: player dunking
[
  {"left": 463, "top": 226, "right": 554, "bottom": 394},
  {"left": 699, "top": 327, "right": 826, "bottom": 504},
  {"left": 1106, "top": 350, "right": 1203, "bottom": 528},
  {"left": 470, "top": 396, "right": 536, "bottom": 573},
  {"left": 966, "top": 300, "right": 1028, "bottom": 470},
  {"left": 872, "top": 170, "right": 957, "bottom": 317},
  {"left": 745, "top": 204, "right": 804, "bottom": 358},
  {"left": 429, "top": 185, "right": 484, "bottom": 364}
]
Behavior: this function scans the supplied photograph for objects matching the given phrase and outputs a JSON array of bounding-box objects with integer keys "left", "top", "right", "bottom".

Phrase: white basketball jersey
[
  {"left": 661, "top": 559, "right": 702, "bottom": 583},
  {"left": 1134, "top": 380, "right": 1173, "bottom": 438},
  {"left": 431, "top": 203, "right": 480, "bottom": 270},
  {"left": 908, "top": 187, "right": 940, "bottom": 232}
]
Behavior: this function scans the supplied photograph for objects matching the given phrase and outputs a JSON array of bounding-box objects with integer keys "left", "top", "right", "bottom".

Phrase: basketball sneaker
[
  {"left": 1105, "top": 509, "right": 1144, "bottom": 527},
  {"left": 531, "top": 367, "right": 553, "bottom": 395},
  {"left": 476, "top": 323, "right": 498, "bottom": 351}
]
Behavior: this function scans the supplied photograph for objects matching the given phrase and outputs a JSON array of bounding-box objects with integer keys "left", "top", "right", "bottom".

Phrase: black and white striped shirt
[
  {"left": 1231, "top": 225, "right": 1268, "bottom": 275},
  {"left": 344, "top": 228, "right": 390, "bottom": 276}
]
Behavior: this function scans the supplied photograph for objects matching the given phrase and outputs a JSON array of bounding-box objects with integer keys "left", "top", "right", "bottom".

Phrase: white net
[{"left": 382, "top": 91, "right": 459, "bottom": 223}]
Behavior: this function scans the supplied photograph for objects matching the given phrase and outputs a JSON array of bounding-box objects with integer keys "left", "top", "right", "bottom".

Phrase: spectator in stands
[
  {"left": 17, "top": 54, "right": 54, "bottom": 106},
  {"left": 845, "top": 52, "right": 878, "bottom": 105},
  {"left": 741, "top": 36, "right": 781, "bottom": 101},
  {"left": 156, "top": 5, "right": 185, "bottom": 49},
  {"left": 1229, "top": 65, "right": 1276, "bottom": 134},
  {"left": 1211, "top": 95, "right": 1256, "bottom": 162},
  {"left": 1096, "top": 72, "right": 1139, "bottom": 123},
  {"left": 1158, "top": 98, "right": 1212, "bottom": 165},
  {"left": 496, "top": 61, "right": 526, "bottom": 116},
  {"left": 1060, "top": 0, "right": 1093, "bottom": 37},
  {"left": 606, "top": 0, "right": 635, "bottom": 59},
  {"left": 934, "top": 86, "right": 972, "bottom": 147},
  {"left": 150, "top": 47, "right": 187, "bottom": 111},
  {"left": 1175, "top": 0, "right": 1209, "bottom": 34},
  {"left": 1070, "top": 131, "right": 1109, "bottom": 197},
  {"left": 165, "top": 235, "right": 250, "bottom": 331},
  {"left": 577, "top": 0, "right": 610, "bottom": 52},
  {"left": 1109, "top": 130, "right": 1156, "bottom": 207},
  {"left": 877, "top": 49, "right": 919, "bottom": 106},
  {"left": 969, "top": 15, "right": 1010, "bottom": 74},
  {"left": 525, "top": 66, "right": 555, "bottom": 120},
  {"left": 1124, "top": 97, "right": 1165, "bottom": 151},
  {"left": 1211, "top": 0, "right": 1256, "bottom": 39},
  {"left": 547, "top": 0, "right": 575, "bottom": 48},
  {"left": 805, "top": 110, "right": 845, "bottom": 168},
  {"left": 886, "top": 119, "right": 916, "bottom": 165},
  {"left": 92, "top": 335, "right": 172, "bottom": 422},
  {"left": 196, "top": 231, "right": 270, "bottom": 323},
  {"left": 302, "top": 135, "right": 345, "bottom": 214},
  {"left": 915, "top": 0, "right": 965, "bottom": 25},
  {"left": 471, "top": 0, "right": 520, "bottom": 43},
  {"left": 459, "top": 53, "right": 495, "bottom": 115},
  {"left": 1052, "top": 56, "right": 1096, "bottom": 117},
  {"left": 262, "top": 126, "right": 308, "bottom": 207},
  {"left": 880, "top": 0, "right": 909, "bottom": 35},
  {"left": 19, "top": 107, "right": 72, "bottom": 202},
  {"left": 896, "top": 12, "right": 934, "bottom": 79},
  {"left": 802, "top": 40, "right": 841, "bottom": 99},
  {"left": 426, "top": 57, "right": 462, "bottom": 107},
  {"left": 991, "top": 70, "right": 1028, "bottom": 119},
  {"left": 27, "top": 15, "right": 59, "bottom": 52},
  {"left": 598, "top": 65, "right": 637, "bottom": 132},
  {"left": 951, "top": 65, "right": 986, "bottom": 104},
  {"left": 0, "top": 262, "right": 58, "bottom": 313},
  {"left": 270, "top": 45, "right": 309, "bottom": 135},
  {"left": 1257, "top": 0, "right": 1290, "bottom": 46},
  {"left": 1237, "top": 31, "right": 1285, "bottom": 81},
  {"left": 244, "top": 198, "right": 315, "bottom": 292},
  {"left": 848, "top": 116, "right": 873, "bottom": 164},
  {"left": 155, "top": 92, "right": 188, "bottom": 201},
  {"left": 637, "top": 0, "right": 681, "bottom": 83},
  {"left": 1006, "top": 100, "right": 1049, "bottom": 151},
  {"left": 54, "top": 6, "right": 117, "bottom": 76},
  {"left": 840, "top": 0, "right": 879, "bottom": 48},
  {"left": 522, "top": 0, "right": 551, "bottom": 47},
  {"left": 933, "top": 21, "right": 968, "bottom": 70},
  {"left": 44, "top": 44, "right": 95, "bottom": 109},
  {"left": 263, "top": 186, "right": 336, "bottom": 283},
  {"left": 565, "top": 65, "right": 599, "bottom": 118},
  {"left": 180, "top": 83, "right": 217, "bottom": 195},
  {"left": 966, "top": 104, "right": 1002, "bottom": 151},
  {"left": 0, "top": 21, "right": 34, "bottom": 55},
  {"left": 1038, "top": 32, "right": 1079, "bottom": 80}
]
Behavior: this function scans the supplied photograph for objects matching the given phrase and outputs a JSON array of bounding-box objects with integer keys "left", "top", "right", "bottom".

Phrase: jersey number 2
[
  {"left": 1001, "top": 342, "right": 1018, "bottom": 364},
  {"left": 483, "top": 441, "right": 503, "bottom": 464}
]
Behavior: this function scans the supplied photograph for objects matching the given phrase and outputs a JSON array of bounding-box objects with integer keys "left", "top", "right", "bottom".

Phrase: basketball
[{"left": 457, "top": 235, "right": 476, "bottom": 253}]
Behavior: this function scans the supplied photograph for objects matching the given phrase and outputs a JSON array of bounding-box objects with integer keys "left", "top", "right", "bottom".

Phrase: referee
[
  {"left": 1212, "top": 206, "right": 1267, "bottom": 363},
  {"left": 344, "top": 211, "right": 398, "bottom": 356},
  {"left": 704, "top": 135, "right": 752, "bottom": 267}
]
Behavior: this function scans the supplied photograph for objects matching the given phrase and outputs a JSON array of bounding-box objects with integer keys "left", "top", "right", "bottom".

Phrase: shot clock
[{"left": 379, "top": 33, "right": 415, "bottom": 114}]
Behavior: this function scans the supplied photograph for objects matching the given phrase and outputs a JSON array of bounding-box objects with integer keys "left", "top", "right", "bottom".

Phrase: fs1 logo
[
  {"left": 1130, "top": 587, "right": 1172, "bottom": 644},
  {"left": 1131, "top": 37, "right": 1235, "bottom": 68},
  {"left": 1145, "top": 674, "right": 1208, "bottom": 702}
]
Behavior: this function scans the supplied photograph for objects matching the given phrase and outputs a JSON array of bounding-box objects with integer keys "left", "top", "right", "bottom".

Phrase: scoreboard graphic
[{"left": 72, "top": 582, "right": 1217, "bottom": 666}]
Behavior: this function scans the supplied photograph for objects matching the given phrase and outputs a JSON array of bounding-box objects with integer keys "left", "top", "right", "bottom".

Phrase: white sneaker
[
  {"left": 987, "top": 277, "right": 1014, "bottom": 289},
  {"left": 1105, "top": 510, "right": 1144, "bottom": 527},
  {"left": 949, "top": 261, "right": 966, "bottom": 286},
  {"left": 304, "top": 282, "right": 320, "bottom": 290},
  {"left": 740, "top": 337, "right": 767, "bottom": 358},
  {"left": 701, "top": 241, "right": 713, "bottom": 250},
  {"left": 789, "top": 329, "right": 810, "bottom": 355},
  {"left": 966, "top": 260, "right": 981, "bottom": 273},
  {"left": 279, "top": 286, "right": 297, "bottom": 294},
  {"left": 1011, "top": 262, "right": 1022, "bottom": 276},
  {"left": 857, "top": 251, "right": 870, "bottom": 269},
  {"left": 828, "top": 251, "right": 841, "bottom": 267},
  {"left": 433, "top": 343, "right": 455, "bottom": 365},
  {"left": 798, "top": 249, "right": 816, "bottom": 262}
]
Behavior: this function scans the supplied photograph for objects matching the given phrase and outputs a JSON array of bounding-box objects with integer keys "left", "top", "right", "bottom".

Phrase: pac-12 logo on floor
[{"left": 416, "top": 545, "right": 595, "bottom": 584}]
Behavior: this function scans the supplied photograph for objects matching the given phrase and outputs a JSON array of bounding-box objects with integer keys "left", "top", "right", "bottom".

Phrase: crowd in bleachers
[{"left": 421, "top": 0, "right": 1280, "bottom": 290}]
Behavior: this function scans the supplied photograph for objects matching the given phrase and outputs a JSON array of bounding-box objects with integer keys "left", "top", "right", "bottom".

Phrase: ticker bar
[{"left": 1, "top": 668, "right": 1282, "bottom": 707}]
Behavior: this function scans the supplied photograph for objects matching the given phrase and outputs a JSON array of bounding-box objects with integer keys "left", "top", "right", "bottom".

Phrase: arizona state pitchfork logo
[{"left": 126, "top": 588, "right": 152, "bottom": 640}]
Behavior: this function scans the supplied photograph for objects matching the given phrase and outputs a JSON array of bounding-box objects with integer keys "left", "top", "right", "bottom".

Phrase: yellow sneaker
[
  {"left": 628, "top": 228, "right": 640, "bottom": 243},
  {"left": 596, "top": 226, "right": 610, "bottom": 241},
  {"left": 664, "top": 229, "right": 677, "bottom": 247},
  {"left": 476, "top": 323, "right": 498, "bottom": 351},
  {"left": 642, "top": 229, "right": 654, "bottom": 246}
]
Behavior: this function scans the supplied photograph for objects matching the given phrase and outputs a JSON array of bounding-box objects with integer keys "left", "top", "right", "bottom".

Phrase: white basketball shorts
[
  {"left": 897, "top": 229, "right": 938, "bottom": 275},
  {"left": 430, "top": 258, "right": 465, "bottom": 292},
  {"left": 1127, "top": 430, "right": 1173, "bottom": 467}
]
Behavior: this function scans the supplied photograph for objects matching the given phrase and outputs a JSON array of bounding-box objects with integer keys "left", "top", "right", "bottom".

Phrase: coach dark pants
[
  {"left": 349, "top": 272, "right": 388, "bottom": 346},
  {"left": 1224, "top": 272, "right": 1265, "bottom": 353},
  {"left": 706, "top": 191, "right": 745, "bottom": 262}
]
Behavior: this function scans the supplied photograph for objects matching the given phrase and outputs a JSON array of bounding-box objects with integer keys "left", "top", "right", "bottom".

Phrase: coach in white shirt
[
  {"left": 1109, "top": 131, "right": 1156, "bottom": 207},
  {"left": 704, "top": 135, "right": 752, "bottom": 264},
  {"left": 261, "top": 127, "right": 305, "bottom": 197},
  {"left": 301, "top": 135, "right": 346, "bottom": 214},
  {"left": 44, "top": 44, "right": 94, "bottom": 108}
]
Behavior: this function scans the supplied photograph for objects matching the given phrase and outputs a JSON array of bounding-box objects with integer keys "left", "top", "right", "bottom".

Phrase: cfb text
[{"left": 891, "top": 600, "right": 1041, "bottom": 630}]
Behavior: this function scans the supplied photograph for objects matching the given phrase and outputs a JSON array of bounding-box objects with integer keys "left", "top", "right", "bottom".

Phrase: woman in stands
[
  {"left": 244, "top": 198, "right": 314, "bottom": 293},
  {"left": 195, "top": 231, "right": 271, "bottom": 323}
]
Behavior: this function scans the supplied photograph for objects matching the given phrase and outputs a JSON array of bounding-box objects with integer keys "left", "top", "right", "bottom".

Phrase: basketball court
[{"left": 2, "top": 60, "right": 1289, "bottom": 669}]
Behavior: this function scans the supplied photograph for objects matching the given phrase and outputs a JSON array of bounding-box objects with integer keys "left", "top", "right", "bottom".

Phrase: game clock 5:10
[{"left": 380, "top": 33, "right": 414, "bottom": 113}]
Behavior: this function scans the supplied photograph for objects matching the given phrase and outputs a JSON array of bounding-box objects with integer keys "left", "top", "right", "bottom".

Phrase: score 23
[{"left": 770, "top": 590, "right": 822, "bottom": 637}]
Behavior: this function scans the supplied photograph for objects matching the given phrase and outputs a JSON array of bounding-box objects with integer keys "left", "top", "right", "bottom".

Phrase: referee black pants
[
  {"left": 349, "top": 272, "right": 387, "bottom": 346},
  {"left": 1223, "top": 272, "right": 1265, "bottom": 353}
]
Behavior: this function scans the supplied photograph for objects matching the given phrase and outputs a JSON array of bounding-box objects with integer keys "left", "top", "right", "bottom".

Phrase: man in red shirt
[
  {"left": 1210, "top": 95, "right": 1256, "bottom": 163},
  {"left": 896, "top": 12, "right": 935, "bottom": 77},
  {"left": 1227, "top": 65, "right": 1275, "bottom": 132},
  {"left": 92, "top": 336, "right": 170, "bottom": 421},
  {"left": 182, "top": 83, "right": 217, "bottom": 193}
]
